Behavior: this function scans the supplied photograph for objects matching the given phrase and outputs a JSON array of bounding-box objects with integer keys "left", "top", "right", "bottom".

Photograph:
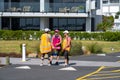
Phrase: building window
[
  {"left": 50, "top": 18, "right": 86, "bottom": 31},
  {"left": 2, "top": 17, "right": 10, "bottom": 30},
  {"left": 103, "top": 0, "right": 109, "bottom": 4},
  {"left": 110, "top": 0, "right": 119, "bottom": 3},
  {"left": 2, "top": 17, "right": 40, "bottom": 30},
  {"left": 59, "top": 18, "right": 67, "bottom": 30}
]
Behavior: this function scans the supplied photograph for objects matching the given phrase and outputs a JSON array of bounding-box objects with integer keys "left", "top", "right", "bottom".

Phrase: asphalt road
[
  {"left": 0, "top": 52, "right": 120, "bottom": 80},
  {"left": 0, "top": 65, "right": 99, "bottom": 80}
]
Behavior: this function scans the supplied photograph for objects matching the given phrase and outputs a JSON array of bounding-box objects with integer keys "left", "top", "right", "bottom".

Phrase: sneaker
[
  {"left": 64, "top": 63, "right": 68, "bottom": 67},
  {"left": 40, "top": 63, "right": 43, "bottom": 66},
  {"left": 48, "top": 63, "right": 51, "bottom": 66},
  {"left": 55, "top": 62, "right": 59, "bottom": 65},
  {"left": 50, "top": 61, "right": 52, "bottom": 65}
]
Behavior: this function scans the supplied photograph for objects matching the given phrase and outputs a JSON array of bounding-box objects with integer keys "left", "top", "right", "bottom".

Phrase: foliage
[
  {"left": 1, "top": 40, "right": 120, "bottom": 57},
  {"left": 1, "top": 30, "right": 120, "bottom": 41},
  {"left": 86, "top": 42, "right": 103, "bottom": 54},
  {"left": 115, "top": 11, "right": 120, "bottom": 19},
  {"left": 97, "top": 15, "right": 114, "bottom": 31},
  {"left": 0, "top": 30, "right": 44, "bottom": 40},
  {"left": 78, "top": 6, "right": 84, "bottom": 10},
  {"left": 70, "top": 41, "right": 83, "bottom": 56},
  {"left": 102, "top": 32, "right": 120, "bottom": 41}
]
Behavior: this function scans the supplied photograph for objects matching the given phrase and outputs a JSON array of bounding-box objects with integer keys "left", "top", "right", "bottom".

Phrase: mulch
[
  {"left": 0, "top": 65, "right": 5, "bottom": 67},
  {"left": 0, "top": 52, "right": 22, "bottom": 58}
]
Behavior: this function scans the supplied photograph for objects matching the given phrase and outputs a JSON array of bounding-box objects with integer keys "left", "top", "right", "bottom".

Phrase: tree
[
  {"left": 97, "top": 15, "right": 114, "bottom": 31},
  {"left": 115, "top": 11, "right": 120, "bottom": 19}
]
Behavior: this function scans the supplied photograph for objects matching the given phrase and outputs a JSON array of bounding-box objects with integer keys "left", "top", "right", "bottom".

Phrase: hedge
[{"left": 1, "top": 30, "right": 120, "bottom": 41}]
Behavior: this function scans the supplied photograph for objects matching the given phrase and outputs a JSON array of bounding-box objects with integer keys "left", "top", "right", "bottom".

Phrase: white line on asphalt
[
  {"left": 96, "top": 54, "right": 106, "bottom": 56},
  {"left": 117, "top": 56, "right": 120, "bottom": 57},
  {"left": 59, "top": 67, "right": 77, "bottom": 71},
  {"left": 15, "top": 66, "right": 31, "bottom": 69}
]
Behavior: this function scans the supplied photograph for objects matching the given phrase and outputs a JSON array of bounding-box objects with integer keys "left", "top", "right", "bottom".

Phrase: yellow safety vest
[{"left": 40, "top": 33, "right": 51, "bottom": 54}]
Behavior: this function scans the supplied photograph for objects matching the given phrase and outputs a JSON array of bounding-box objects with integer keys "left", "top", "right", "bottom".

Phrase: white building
[
  {"left": 102, "top": 0, "right": 120, "bottom": 17},
  {"left": 0, "top": 0, "right": 102, "bottom": 31},
  {"left": 102, "top": 0, "right": 120, "bottom": 29}
]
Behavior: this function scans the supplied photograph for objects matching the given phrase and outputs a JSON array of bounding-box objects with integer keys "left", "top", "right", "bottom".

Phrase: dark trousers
[{"left": 63, "top": 50, "right": 69, "bottom": 61}]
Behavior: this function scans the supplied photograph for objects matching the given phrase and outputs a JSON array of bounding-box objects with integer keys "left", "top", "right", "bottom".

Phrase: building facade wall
[
  {"left": 0, "top": 0, "right": 4, "bottom": 11},
  {"left": 102, "top": 0, "right": 120, "bottom": 17},
  {"left": 0, "top": 0, "right": 102, "bottom": 31},
  {"left": 0, "top": 0, "right": 4, "bottom": 29},
  {"left": 102, "top": 0, "right": 120, "bottom": 28},
  {"left": 95, "top": 0, "right": 103, "bottom": 30}
]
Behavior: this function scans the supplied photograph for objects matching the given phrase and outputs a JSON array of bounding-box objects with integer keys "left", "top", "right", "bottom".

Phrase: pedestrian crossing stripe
[
  {"left": 15, "top": 66, "right": 31, "bottom": 69},
  {"left": 59, "top": 67, "right": 77, "bottom": 71}
]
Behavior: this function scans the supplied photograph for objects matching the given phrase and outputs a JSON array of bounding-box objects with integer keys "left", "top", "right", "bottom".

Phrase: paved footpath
[
  {"left": 0, "top": 57, "right": 120, "bottom": 67},
  {"left": 1, "top": 53, "right": 120, "bottom": 67}
]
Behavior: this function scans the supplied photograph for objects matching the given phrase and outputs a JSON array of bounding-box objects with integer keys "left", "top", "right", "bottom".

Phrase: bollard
[
  {"left": 22, "top": 44, "right": 26, "bottom": 61},
  {"left": 6, "top": 56, "right": 10, "bottom": 65}
]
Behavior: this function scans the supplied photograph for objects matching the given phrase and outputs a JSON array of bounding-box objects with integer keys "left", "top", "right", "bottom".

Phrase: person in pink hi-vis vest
[{"left": 50, "top": 29, "right": 62, "bottom": 65}]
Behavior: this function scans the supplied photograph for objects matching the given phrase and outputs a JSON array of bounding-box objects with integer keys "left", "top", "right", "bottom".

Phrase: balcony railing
[
  {"left": 45, "top": 3, "right": 86, "bottom": 13},
  {"left": 3, "top": 2, "right": 40, "bottom": 12},
  {"left": 1, "top": 2, "right": 86, "bottom": 13}
]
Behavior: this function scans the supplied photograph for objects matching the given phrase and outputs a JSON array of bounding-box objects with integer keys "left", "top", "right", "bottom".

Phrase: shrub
[
  {"left": 86, "top": 42, "right": 103, "bottom": 54},
  {"left": 103, "top": 32, "right": 120, "bottom": 41},
  {"left": 1, "top": 30, "right": 14, "bottom": 40},
  {"left": 70, "top": 40, "right": 83, "bottom": 56},
  {"left": 1, "top": 30, "right": 120, "bottom": 41}
]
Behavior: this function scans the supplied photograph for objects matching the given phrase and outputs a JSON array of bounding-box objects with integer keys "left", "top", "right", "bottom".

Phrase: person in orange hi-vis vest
[
  {"left": 40, "top": 28, "right": 52, "bottom": 66},
  {"left": 62, "top": 30, "right": 71, "bottom": 66}
]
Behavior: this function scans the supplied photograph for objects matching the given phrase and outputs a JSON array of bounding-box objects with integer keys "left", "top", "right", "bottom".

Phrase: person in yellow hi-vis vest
[
  {"left": 40, "top": 28, "right": 52, "bottom": 66},
  {"left": 62, "top": 30, "right": 71, "bottom": 66}
]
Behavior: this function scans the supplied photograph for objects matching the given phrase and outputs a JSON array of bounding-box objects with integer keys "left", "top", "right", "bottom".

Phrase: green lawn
[
  {"left": 0, "top": 40, "right": 40, "bottom": 54},
  {"left": 0, "top": 40, "right": 120, "bottom": 54}
]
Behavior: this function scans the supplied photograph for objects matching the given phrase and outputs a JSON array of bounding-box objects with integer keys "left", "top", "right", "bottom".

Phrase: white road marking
[
  {"left": 59, "top": 67, "right": 77, "bottom": 71},
  {"left": 96, "top": 54, "right": 106, "bottom": 56},
  {"left": 15, "top": 66, "right": 31, "bottom": 69},
  {"left": 117, "top": 56, "right": 120, "bottom": 57}
]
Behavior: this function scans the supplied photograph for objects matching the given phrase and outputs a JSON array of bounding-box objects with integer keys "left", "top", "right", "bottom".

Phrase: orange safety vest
[{"left": 62, "top": 37, "right": 71, "bottom": 51}]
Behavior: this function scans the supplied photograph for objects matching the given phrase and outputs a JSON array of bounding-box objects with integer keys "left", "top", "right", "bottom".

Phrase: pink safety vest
[{"left": 52, "top": 35, "right": 61, "bottom": 50}]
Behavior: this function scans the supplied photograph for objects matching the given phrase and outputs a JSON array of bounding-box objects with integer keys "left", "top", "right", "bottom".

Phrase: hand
[
  {"left": 62, "top": 49, "right": 65, "bottom": 52},
  {"left": 52, "top": 46, "right": 55, "bottom": 49},
  {"left": 56, "top": 43, "right": 60, "bottom": 46},
  {"left": 55, "top": 43, "right": 59, "bottom": 46}
]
